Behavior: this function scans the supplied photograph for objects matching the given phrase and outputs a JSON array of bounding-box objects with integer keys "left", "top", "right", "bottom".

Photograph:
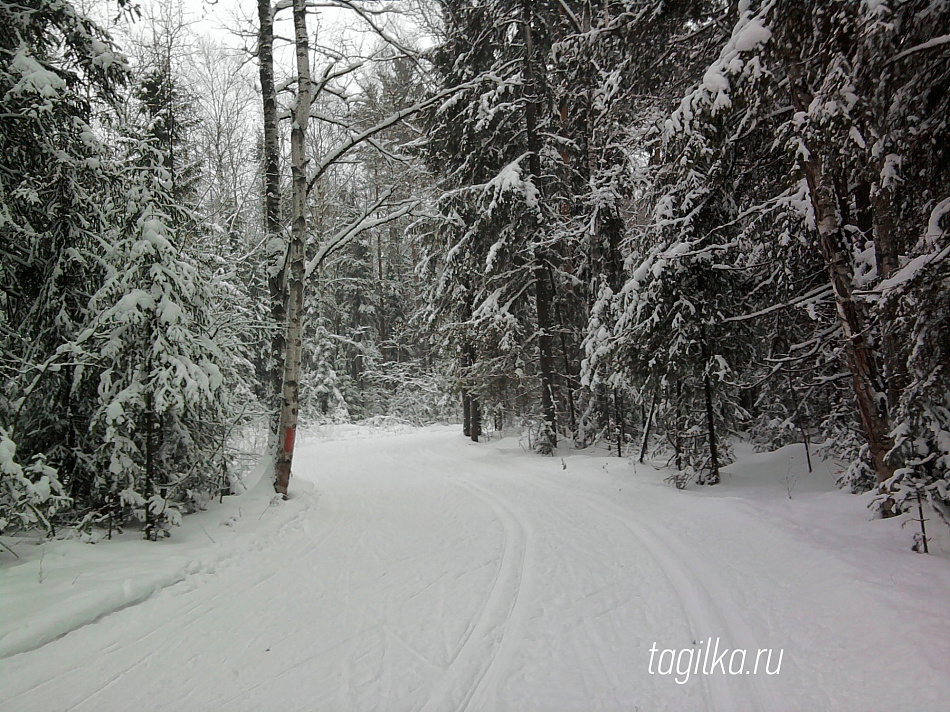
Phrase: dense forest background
[{"left": 2, "top": 0, "right": 948, "bottom": 542}]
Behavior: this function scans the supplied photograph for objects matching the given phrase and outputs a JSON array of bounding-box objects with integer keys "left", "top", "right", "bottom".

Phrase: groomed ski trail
[{"left": 3, "top": 427, "right": 949, "bottom": 712}]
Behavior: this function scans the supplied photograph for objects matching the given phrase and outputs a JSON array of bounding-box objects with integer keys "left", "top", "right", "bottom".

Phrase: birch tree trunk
[
  {"left": 257, "top": 0, "right": 285, "bottom": 419},
  {"left": 805, "top": 161, "right": 893, "bottom": 482},
  {"left": 274, "top": 0, "right": 312, "bottom": 495},
  {"left": 522, "top": 0, "right": 557, "bottom": 452},
  {"left": 787, "top": 64, "right": 894, "bottom": 483}
]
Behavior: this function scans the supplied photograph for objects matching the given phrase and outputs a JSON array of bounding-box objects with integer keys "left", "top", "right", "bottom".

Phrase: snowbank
[{"left": 0, "top": 457, "right": 315, "bottom": 660}]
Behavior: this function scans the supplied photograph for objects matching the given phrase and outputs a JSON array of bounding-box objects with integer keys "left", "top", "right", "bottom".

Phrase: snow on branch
[
  {"left": 305, "top": 77, "right": 485, "bottom": 196},
  {"left": 667, "top": 1, "right": 773, "bottom": 136},
  {"left": 863, "top": 197, "right": 950, "bottom": 297},
  {"left": 305, "top": 197, "right": 418, "bottom": 278},
  {"left": 723, "top": 283, "right": 834, "bottom": 323},
  {"left": 885, "top": 33, "right": 950, "bottom": 65}
]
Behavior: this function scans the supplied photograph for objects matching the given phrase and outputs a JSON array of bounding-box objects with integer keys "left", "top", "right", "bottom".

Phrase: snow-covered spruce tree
[
  {"left": 424, "top": 0, "right": 589, "bottom": 451},
  {"left": 859, "top": 0, "right": 950, "bottom": 525},
  {"left": 434, "top": 1, "right": 732, "bottom": 452},
  {"left": 84, "top": 143, "right": 232, "bottom": 540},
  {"left": 133, "top": 44, "right": 200, "bottom": 212},
  {"left": 345, "top": 53, "right": 449, "bottom": 419},
  {"left": 0, "top": 0, "right": 127, "bottom": 513},
  {"left": 418, "top": 212, "right": 522, "bottom": 438},
  {"left": 324, "top": 232, "right": 383, "bottom": 419},
  {"left": 425, "top": 1, "right": 732, "bottom": 451},
  {"left": 878, "top": 215, "right": 950, "bottom": 532},
  {"left": 613, "top": 1, "right": 950, "bottom": 515},
  {"left": 553, "top": 0, "right": 728, "bottom": 448},
  {"left": 745, "top": 2, "right": 950, "bottom": 506},
  {"left": 634, "top": 4, "right": 869, "bottom": 484},
  {"left": 300, "top": 321, "right": 347, "bottom": 421},
  {"left": 619, "top": 4, "right": 876, "bottom": 485},
  {"left": 585, "top": 111, "right": 758, "bottom": 484},
  {"left": 751, "top": 1, "right": 947, "bottom": 491}
]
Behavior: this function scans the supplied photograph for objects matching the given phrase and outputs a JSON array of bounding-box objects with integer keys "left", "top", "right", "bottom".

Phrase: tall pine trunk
[
  {"left": 274, "top": 0, "right": 312, "bottom": 495},
  {"left": 553, "top": 288, "right": 577, "bottom": 438},
  {"left": 522, "top": 0, "right": 557, "bottom": 452},
  {"left": 469, "top": 396, "right": 481, "bottom": 442},
  {"left": 462, "top": 392, "right": 472, "bottom": 437}
]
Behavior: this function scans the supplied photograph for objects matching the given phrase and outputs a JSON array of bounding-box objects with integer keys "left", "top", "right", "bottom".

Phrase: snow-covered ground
[{"left": 2, "top": 426, "right": 949, "bottom": 711}]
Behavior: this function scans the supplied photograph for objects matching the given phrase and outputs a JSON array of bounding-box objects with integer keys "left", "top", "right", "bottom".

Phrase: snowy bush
[{"left": 0, "top": 427, "right": 70, "bottom": 535}]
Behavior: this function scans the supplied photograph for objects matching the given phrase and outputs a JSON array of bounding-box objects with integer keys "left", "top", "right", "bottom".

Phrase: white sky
[{"left": 88, "top": 0, "right": 436, "bottom": 82}]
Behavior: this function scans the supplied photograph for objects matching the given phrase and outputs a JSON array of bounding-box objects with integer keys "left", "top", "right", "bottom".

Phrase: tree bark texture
[
  {"left": 787, "top": 63, "right": 894, "bottom": 484},
  {"left": 809, "top": 165, "right": 893, "bottom": 482},
  {"left": 522, "top": 0, "right": 557, "bottom": 452},
  {"left": 274, "top": 0, "right": 312, "bottom": 495},
  {"left": 469, "top": 395, "right": 481, "bottom": 442},
  {"left": 699, "top": 324, "right": 720, "bottom": 485},
  {"left": 257, "top": 0, "right": 286, "bottom": 410},
  {"left": 462, "top": 391, "right": 472, "bottom": 437},
  {"left": 462, "top": 341, "right": 480, "bottom": 441}
]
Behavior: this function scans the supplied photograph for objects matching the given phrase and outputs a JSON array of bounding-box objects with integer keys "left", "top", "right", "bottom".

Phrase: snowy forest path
[{"left": 4, "top": 427, "right": 950, "bottom": 712}]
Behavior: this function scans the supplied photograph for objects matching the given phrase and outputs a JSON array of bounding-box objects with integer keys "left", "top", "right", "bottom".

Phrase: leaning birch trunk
[
  {"left": 274, "top": 0, "right": 312, "bottom": 495},
  {"left": 257, "top": 0, "right": 285, "bottom": 417},
  {"left": 522, "top": 0, "right": 557, "bottom": 452},
  {"left": 804, "top": 160, "right": 894, "bottom": 483},
  {"left": 786, "top": 64, "right": 893, "bottom": 484}
]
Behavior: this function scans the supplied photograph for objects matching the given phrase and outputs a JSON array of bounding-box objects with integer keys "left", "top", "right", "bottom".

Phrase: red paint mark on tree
[{"left": 283, "top": 426, "right": 296, "bottom": 453}]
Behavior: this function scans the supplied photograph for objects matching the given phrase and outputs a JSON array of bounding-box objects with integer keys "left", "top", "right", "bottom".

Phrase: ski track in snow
[
  {"left": 427, "top": 443, "right": 721, "bottom": 712},
  {"left": 2, "top": 427, "right": 949, "bottom": 712},
  {"left": 510, "top": 467, "right": 772, "bottom": 712},
  {"left": 418, "top": 475, "right": 531, "bottom": 712}
]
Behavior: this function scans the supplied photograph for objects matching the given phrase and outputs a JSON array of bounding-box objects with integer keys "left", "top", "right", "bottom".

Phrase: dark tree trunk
[
  {"left": 522, "top": 0, "right": 557, "bottom": 452},
  {"left": 700, "top": 323, "right": 721, "bottom": 485},
  {"left": 144, "top": 359, "right": 157, "bottom": 540},
  {"left": 673, "top": 380, "right": 683, "bottom": 473},
  {"left": 462, "top": 392, "right": 472, "bottom": 437},
  {"left": 614, "top": 389, "right": 624, "bottom": 457},
  {"left": 257, "top": 0, "right": 285, "bottom": 417},
  {"left": 144, "top": 401, "right": 155, "bottom": 539},
  {"left": 469, "top": 395, "right": 481, "bottom": 442},
  {"left": 639, "top": 391, "right": 658, "bottom": 463},
  {"left": 552, "top": 284, "right": 577, "bottom": 439}
]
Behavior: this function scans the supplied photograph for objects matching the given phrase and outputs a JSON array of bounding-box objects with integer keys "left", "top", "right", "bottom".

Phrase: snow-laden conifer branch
[
  {"left": 722, "top": 283, "right": 834, "bottom": 323},
  {"left": 884, "top": 33, "right": 950, "bottom": 65}
]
